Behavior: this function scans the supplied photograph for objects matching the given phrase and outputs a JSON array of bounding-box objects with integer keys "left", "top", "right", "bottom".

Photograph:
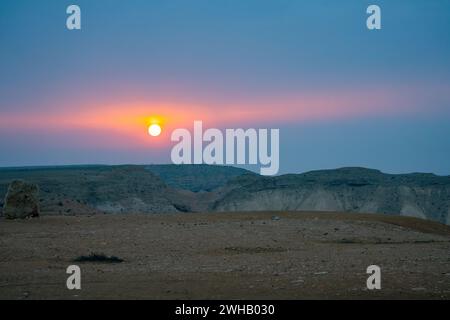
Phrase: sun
[{"left": 148, "top": 123, "right": 162, "bottom": 137}]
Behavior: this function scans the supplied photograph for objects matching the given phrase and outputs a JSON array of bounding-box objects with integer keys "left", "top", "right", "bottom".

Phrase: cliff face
[
  {"left": 211, "top": 168, "right": 450, "bottom": 224},
  {"left": 0, "top": 165, "right": 181, "bottom": 215},
  {"left": 0, "top": 165, "right": 449, "bottom": 225}
]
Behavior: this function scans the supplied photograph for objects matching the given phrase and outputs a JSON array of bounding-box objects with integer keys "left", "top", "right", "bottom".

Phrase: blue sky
[{"left": 0, "top": 0, "right": 449, "bottom": 174}]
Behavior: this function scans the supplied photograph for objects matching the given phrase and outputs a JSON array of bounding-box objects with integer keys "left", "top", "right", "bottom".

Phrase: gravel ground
[{"left": 0, "top": 211, "right": 449, "bottom": 299}]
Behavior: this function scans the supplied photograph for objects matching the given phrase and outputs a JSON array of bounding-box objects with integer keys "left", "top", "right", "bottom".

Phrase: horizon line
[{"left": 0, "top": 163, "right": 447, "bottom": 177}]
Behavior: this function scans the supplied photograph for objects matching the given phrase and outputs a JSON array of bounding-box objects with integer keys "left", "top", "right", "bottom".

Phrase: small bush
[{"left": 74, "top": 253, "right": 124, "bottom": 263}]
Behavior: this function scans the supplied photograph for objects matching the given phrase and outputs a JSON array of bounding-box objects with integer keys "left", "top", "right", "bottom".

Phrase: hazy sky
[{"left": 1, "top": 0, "right": 450, "bottom": 174}]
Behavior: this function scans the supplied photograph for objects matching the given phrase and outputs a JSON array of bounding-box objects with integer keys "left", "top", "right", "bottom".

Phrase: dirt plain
[{"left": 0, "top": 211, "right": 449, "bottom": 299}]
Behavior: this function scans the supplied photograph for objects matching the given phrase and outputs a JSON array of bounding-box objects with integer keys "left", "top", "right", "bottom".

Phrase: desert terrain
[
  {"left": 1, "top": 165, "right": 449, "bottom": 225},
  {"left": 1, "top": 211, "right": 449, "bottom": 299}
]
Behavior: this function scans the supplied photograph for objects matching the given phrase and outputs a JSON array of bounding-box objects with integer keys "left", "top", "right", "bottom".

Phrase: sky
[{"left": 0, "top": 0, "right": 450, "bottom": 174}]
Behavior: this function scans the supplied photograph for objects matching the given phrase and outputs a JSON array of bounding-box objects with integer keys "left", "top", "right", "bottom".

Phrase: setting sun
[{"left": 148, "top": 123, "right": 162, "bottom": 137}]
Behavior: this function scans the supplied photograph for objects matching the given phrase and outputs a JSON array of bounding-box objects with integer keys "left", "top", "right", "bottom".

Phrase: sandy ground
[{"left": 0, "top": 211, "right": 449, "bottom": 300}]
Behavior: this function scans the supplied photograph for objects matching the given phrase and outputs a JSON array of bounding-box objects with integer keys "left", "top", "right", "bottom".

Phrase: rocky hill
[
  {"left": 0, "top": 165, "right": 180, "bottom": 215},
  {"left": 145, "top": 164, "right": 253, "bottom": 192},
  {"left": 211, "top": 167, "right": 450, "bottom": 224},
  {"left": 0, "top": 165, "right": 449, "bottom": 225}
]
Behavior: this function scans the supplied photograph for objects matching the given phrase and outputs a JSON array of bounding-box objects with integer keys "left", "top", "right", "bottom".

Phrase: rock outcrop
[
  {"left": 3, "top": 180, "right": 40, "bottom": 219},
  {"left": 0, "top": 165, "right": 449, "bottom": 225},
  {"left": 211, "top": 168, "right": 450, "bottom": 225},
  {"left": 0, "top": 166, "right": 181, "bottom": 215}
]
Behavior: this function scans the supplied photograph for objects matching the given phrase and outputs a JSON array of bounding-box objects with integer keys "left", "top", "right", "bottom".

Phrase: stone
[{"left": 3, "top": 180, "right": 40, "bottom": 219}]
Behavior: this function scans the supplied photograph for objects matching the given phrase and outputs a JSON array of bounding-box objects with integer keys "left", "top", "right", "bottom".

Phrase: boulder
[{"left": 3, "top": 180, "right": 40, "bottom": 219}]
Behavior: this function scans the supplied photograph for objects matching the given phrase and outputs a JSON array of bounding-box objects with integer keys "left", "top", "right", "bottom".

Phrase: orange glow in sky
[{"left": 0, "top": 83, "right": 449, "bottom": 150}]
